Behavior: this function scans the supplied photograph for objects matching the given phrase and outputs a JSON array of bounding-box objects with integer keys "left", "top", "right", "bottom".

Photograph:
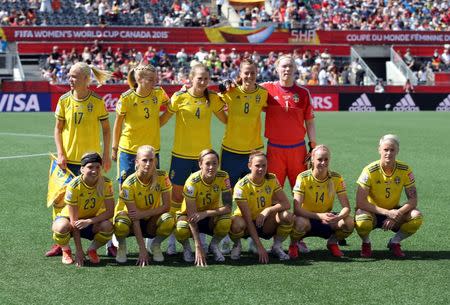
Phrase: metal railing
[
  {"left": 390, "top": 47, "right": 418, "bottom": 85},
  {"left": 350, "top": 47, "right": 377, "bottom": 85},
  {"left": 0, "top": 44, "right": 25, "bottom": 81}
]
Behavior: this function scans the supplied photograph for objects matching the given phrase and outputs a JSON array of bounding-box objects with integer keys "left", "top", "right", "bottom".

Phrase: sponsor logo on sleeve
[
  {"left": 349, "top": 94, "right": 376, "bottom": 112},
  {"left": 234, "top": 187, "right": 243, "bottom": 198},
  {"left": 358, "top": 173, "right": 369, "bottom": 184},
  {"left": 186, "top": 185, "right": 195, "bottom": 196}
]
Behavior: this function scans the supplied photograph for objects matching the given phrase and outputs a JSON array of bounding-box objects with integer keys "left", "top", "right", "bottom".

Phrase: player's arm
[
  {"left": 237, "top": 199, "right": 268, "bottom": 264},
  {"left": 398, "top": 185, "right": 418, "bottom": 216},
  {"left": 141, "top": 190, "right": 171, "bottom": 219},
  {"left": 305, "top": 118, "right": 317, "bottom": 144},
  {"left": 335, "top": 192, "right": 351, "bottom": 220},
  {"left": 159, "top": 109, "right": 173, "bottom": 127},
  {"left": 100, "top": 118, "right": 111, "bottom": 172},
  {"left": 214, "top": 108, "right": 228, "bottom": 124},
  {"left": 68, "top": 204, "right": 84, "bottom": 267},
  {"left": 111, "top": 114, "right": 124, "bottom": 161},
  {"left": 201, "top": 190, "right": 232, "bottom": 217},
  {"left": 185, "top": 197, "right": 207, "bottom": 267},
  {"left": 87, "top": 198, "right": 115, "bottom": 225},
  {"left": 54, "top": 118, "right": 67, "bottom": 169},
  {"left": 356, "top": 185, "right": 391, "bottom": 216}
]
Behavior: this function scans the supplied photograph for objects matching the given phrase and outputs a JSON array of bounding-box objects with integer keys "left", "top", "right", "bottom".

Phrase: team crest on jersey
[
  {"left": 87, "top": 102, "right": 94, "bottom": 112},
  {"left": 213, "top": 184, "right": 219, "bottom": 192},
  {"left": 293, "top": 94, "right": 299, "bottom": 103},
  {"left": 133, "top": 102, "right": 138, "bottom": 107},
  {"left": 394, "top": 176, "right": 401, "bottom": 184},
  {"left": 256, "top": 94, "right": 261, "bottom": 103},
  {"left": 79, "top": 192, "right": 84, "bottom": 198},
  {"left": 265, "top": 186, "right": 271, "bottom": 194}
]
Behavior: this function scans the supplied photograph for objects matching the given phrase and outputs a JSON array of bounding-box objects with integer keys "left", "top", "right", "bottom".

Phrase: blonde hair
[
  {"left": 198, "top": 148, "right": 219, "bottom": 163},
  {"left": 127, "top": 62, "right": 157, "bottom": 89},
  {"left": 80, "top": 152, "right": 105, "bottom": 197},
  {"left": 310, "top": 145, "right": 335, "bottom": 201},
  {"left": 275, "top": 54, "right": 298, "bottom": 73},
  {"left": 379, "top": 134, "right": 400, "bottom": 149},
  {"left": 71, "top": 62, "right": 111, "bottom": 87},
  {"left": 189, "top": 63, "right": 210, "bottom": 106},
  {"left": 136, "top": 145, "right": 158, "bottom": 190}
]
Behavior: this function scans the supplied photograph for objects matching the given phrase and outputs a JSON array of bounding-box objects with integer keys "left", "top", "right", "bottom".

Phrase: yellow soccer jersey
[
  {"left": 116, "top": 170, "right": 172, "bottom": 214},
  {"left": 61, "top": 176, "right": 114, "bottom": 219},
  {"left": 55, "top": 91, "right": 109, "bottom": 164},
  {"left": 293, "top": 170, "right": 347, "bottom": 213},
  {"left": 116, "top": 88, "right": 169, "bottom": 154},
  {"left": 233, "top": 173, "right": 281, "bottom": 220},
  {"left": 357, "top": 160, "right": 415, "bottom": 210},
  {"left": 178, "top": 170, "right": 231, "bottom": 215},
  {"left": 220, "top": 85, "right": 268, "bottom": 154},
  {"left": 168, "top": 90, "right": 225, "bottom": 159}
]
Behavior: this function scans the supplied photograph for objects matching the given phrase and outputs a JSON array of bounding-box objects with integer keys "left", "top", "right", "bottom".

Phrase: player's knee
[
  {"left": 400, "top": 215, "right": 423, "bottom": 235},
  {"left": 174, "top": 220, "right": 191, "bottom": 241},
  {"left": 114, "top": 214, "right": 131, "bottom": 239},
  {"left": 231, "top": 216, "right": 246, "bottom": 233},
  {"left": 355, "top": 214, "right": 374, "bottom": 238},
  {"left": 156, "top": 213, "right": 175, "bottom": 237},
  {"left": 94, "top": 230, "right": 113, "bottom": 245},
  {"left": 98, "top": 220, "right": 113, "bottom": 233},
  {"left": 53, "top": 231, "right": 71, "bottom": 246},
  {"left": 214, "top": 214, "right": 231, "bottom": 238}
]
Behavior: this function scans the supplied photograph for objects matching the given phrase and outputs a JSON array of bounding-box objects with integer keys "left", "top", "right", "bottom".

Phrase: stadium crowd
[
  {"left": 42, "top": 44, "right": 358, "bottom": 86},
  {"left": 0, "top": 0, "right": 448, "bottom": 30}
]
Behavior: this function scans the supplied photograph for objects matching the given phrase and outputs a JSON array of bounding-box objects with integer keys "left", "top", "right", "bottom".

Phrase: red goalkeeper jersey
[{"left": 262, "top": 82, "right": 315, "bottom": 145}]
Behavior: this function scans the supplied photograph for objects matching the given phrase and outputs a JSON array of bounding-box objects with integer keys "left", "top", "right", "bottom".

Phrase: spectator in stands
[
  {"left": 318, "top": 66, "right": 328, "bottom": 85},
  {"left": 441, "top": 45, "right": 450, "bottom": 70},
  {"left": 40, "top": 0, "right": 52, "bottom": 13},
  {"left": 431, "top": 49, "right": 442, "bottom": 71},
  {"left": 81, "top": 46, "right": 93, "bottom": 63},
  {"left": 403, "top": 48, "right": 416, "bottom": 71},
  {"left": 403, "top": 79, "right": 414, "bottom": 93},
  {"left": 52, "top": 0, "right": 61, "bottom": 13},
  {"left": 374, "top": 79, "right": 385, "bottom": 93},
  {"left": 217, "top": 0, "right": 223, "bottom": 17},
  {"left": 98, "top": 0, "right": 110, "bottom": 18},
  {"left": 144, "top": 10, "right": 154, "bottom": 25},
  {"left": 176, "top": 48, "right": 188, "bottom": 66},
  {"left": 194, "top": 47, "right": 209, "bottom": 62}
]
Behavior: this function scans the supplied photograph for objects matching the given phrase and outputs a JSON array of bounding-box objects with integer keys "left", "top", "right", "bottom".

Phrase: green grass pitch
[{"left": 0, "top": 112, "right": 449, "bottom": 305}]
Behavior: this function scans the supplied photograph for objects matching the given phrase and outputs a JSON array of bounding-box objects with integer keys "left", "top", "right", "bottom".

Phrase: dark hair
[{"left": 198, "top": 149, "right": 219, "bottom": 163}]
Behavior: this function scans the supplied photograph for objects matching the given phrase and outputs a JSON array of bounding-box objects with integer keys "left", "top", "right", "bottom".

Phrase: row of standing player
[{"left": 47, "top": 56, "right": 422, "bottom": 266}]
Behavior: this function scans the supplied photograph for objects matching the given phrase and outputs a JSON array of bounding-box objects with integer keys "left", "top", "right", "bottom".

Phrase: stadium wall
[{"left": 1, "top": 82, "right": 449, "bottom": 112}]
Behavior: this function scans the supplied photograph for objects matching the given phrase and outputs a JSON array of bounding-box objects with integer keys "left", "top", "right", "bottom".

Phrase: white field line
[
  {"left": 0, "top": 132, "right": 53, "bottom": 138},
  {"left": 0, "top": 152, "right": 52, "bottom": 160}
]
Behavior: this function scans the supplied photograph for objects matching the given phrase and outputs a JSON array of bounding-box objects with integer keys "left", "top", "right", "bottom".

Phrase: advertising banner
[
  {"left": 339, "top": 93, "right": 450, "bottom": 112},
  {"left": 0, "top": 93, "right": 51, "bottom": 112}
]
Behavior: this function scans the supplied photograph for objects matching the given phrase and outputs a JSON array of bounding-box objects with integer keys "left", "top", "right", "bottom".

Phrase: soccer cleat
[
  {"left": 248, "top": 238, "right": 259, "bottom": 255},
  {"left": 115, "top": 244, "right": 127, "bottom": 263},
  {"left": 230, "top": 243, "right": 242, "bottom": 260},
  {"left": 61, "top": 249, "right": 74, "bottom": 265},
  {"left": 209, "top": 242, "right": 225, "bottom": 262},
  {"left": 297, "top": 240, "right": 310, "bottom": 253},
  {"left": 166, "top": 235, "right": 177, "bottom": 255},
  {"left": 288, "top": 243, "right": 299, "bottom": 259},
  {"left": 338, "top": 239, "right": 348, "bottom": 246},
  {"left": 271, "top": 246, "right": 290, "bottom": 261},
  {"left": 327, "top": 243, "right": 344, "bottom": 257},
  {"left": 87, "top": 249, "right": 100, "bottom": 264},
  {"left": 360, "top": 242, "right": 372, "bottom": 258},
  {"left": 387, "top": 240, "right": 405, "bottom": 258},
  {"left": 182, "top": 242, "right": 194, "bottom": 263},
  {"left": 220, "top": 237, "right": 232, "bottom": 255},
  {"left": 151, "top": 243, "right": 164, "bottom": 262},
  {"left": 107, "top": 245, "right": 117, "bottom": 257},
  {"left": 45, "top": 244, "right": 62, "bottom": 257}
]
